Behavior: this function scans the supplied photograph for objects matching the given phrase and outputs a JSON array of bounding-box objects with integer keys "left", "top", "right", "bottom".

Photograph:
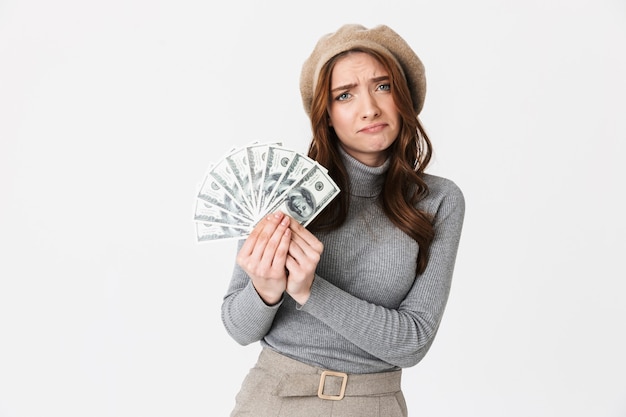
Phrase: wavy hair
[{"left": 306, "top": 48, "right": 435, "bottom": 274}]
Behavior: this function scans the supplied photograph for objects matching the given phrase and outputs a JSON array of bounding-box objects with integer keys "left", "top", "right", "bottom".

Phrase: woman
[{"left": 222, "top": 24, "right": 465, "bottom": 416}]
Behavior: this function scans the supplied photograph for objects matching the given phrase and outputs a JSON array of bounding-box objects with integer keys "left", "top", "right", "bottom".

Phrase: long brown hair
[{"left": 307, "top": 48, "right": 435, "bottom": 275}]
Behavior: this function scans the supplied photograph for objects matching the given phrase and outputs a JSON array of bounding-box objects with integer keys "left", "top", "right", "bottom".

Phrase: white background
[{"left": 1, "top": 0, "right": 625, "bottom": 416}]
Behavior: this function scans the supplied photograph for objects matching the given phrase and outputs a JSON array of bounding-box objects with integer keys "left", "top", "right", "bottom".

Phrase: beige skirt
[{"left": 230, "top": 348, "right": 407, "bottom": 417}]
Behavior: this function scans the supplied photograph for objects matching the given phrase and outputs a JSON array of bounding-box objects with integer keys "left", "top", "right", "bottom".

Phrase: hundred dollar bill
[
  {"left": 257, "top": 145, "right": 297, "bottom": 213},
  {"left": 224, "top": 146, "right": 255, "bottom": 212},
  {"left": 193, "top": 199, "right": 252, "bottom": 227},
  {"left": 197, "top": 172, "right": 254, "bottom": 220},
  {"left": 208, "top": 153, "right": 252, "bottom": 214},
  {"left": 264, "top": 163, "right": 340, "bottom": 227},
  {"left": 246, "top": 142, "right": 275, "bottom": 213},
  {"left": 263, "top": 152, "right": 318, "bottom": 215},
  {"left": 195, "top": 221, "right": 251, "bottom": 242}
]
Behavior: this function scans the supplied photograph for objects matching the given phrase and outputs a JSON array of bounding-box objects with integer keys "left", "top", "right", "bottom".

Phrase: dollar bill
[
  {"left": 263, "top": 163, "right": 340, "bottom": 227},
  {"left": 193, "top": 199, "right": 252, "bottom": 227},
  {"left": 262, "top": 152, "right": 318, "bottom": 216},
  {"left": 246, "top": 142, "right": 276, "bottom": 212},
  {"left": 209, "top": 156, "right": 251, "bottom": 215},
  {"left": 224, "top": 146, "right": 255, "bottom": 211},
  {"left": 197, "top": 172, "right": 254, "bottom": 220},
  {"left": 195, "top": 222, "right": 251, "bottom": 242},
  {"left": 257, "top": 145, "right": 297, "bottom": 213}
]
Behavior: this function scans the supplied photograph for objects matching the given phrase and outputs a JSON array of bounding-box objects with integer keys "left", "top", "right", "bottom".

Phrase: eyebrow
[{"left": 330, "top": 75, "right": 390, "bottom": 93}]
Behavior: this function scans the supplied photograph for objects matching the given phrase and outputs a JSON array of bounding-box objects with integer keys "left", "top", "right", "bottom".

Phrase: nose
[{"left": 360, "top": 93, "right": 381, "bottom": 119}]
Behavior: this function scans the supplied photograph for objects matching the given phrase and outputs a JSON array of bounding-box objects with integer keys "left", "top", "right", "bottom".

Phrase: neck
[{"left": 338, "top": 146, "right": 389, "bottom": 198}]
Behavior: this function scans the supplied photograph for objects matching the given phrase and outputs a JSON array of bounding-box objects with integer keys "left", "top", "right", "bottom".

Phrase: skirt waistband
[{"left": 258, "top": 348, "right": 402, "bottom": 400}]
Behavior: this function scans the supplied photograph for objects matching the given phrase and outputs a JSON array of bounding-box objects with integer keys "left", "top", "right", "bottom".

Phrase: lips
[{"left": 358, "top": 123, "right": 387, "bottom": 133}]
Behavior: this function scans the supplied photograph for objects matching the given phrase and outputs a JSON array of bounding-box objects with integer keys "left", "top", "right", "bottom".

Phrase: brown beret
[{"left": 299, "top": 24, "right": 427, "bottom": 117}]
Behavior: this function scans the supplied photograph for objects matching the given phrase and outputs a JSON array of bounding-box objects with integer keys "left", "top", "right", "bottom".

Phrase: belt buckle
[{"left": 317, "top": 370, "right": 348, "bottom": 400}]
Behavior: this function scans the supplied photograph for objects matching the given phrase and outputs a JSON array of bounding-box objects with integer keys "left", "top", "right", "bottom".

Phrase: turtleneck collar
[{"left": 338, "top": 145, "right": 390, "bottom": 198}]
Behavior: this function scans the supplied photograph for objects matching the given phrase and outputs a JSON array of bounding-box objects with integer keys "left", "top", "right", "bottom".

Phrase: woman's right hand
[{"left": 236, "top": 211, "right": 291, "bottom": 305}]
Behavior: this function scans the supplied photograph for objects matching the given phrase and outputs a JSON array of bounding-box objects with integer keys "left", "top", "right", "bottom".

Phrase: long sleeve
[
  {"left": 221, "top": 248, "right": 283, "bottom": 345},
  {"left": 300, "top": 177, "right": 465, "bottom": 368}
]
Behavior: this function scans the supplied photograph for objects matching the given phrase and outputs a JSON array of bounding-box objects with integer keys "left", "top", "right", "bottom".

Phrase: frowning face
[{"left": 328, "top": 52, "right": 401, "bottom": 167}]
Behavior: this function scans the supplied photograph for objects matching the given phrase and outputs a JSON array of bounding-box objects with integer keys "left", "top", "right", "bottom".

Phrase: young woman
[{"left": 222, "top": 24, "right": 465, "bottom": 416}]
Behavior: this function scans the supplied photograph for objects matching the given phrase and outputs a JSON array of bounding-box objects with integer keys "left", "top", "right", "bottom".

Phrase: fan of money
[{"left": 194, "top": 142, "right": 341, "bottom": 242}]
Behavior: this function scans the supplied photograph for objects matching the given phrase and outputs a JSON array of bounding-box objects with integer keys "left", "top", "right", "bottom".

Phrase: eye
[
  {"left": 335, "top": 92, "right": 351, "bottom": 101},
  {"left": 377, "top": 83, "right": 391, "bottom": 92}
]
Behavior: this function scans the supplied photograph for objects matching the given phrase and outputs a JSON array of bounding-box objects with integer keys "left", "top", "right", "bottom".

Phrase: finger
[
  {"left": 239, "top": 225, "right": 261, "bottom": 258},
  {"left": 289, "top": 221, "right": 324, "bottom": 255},
  {"left": 287, "top": 235, "right": 305, "bottom": 263},
  {"left": 272, "top": 227, "right": 291, "bottom": 268},
  {"left": 259, "top": 215, "right": 291, "bottom": 268},
  {"left": 288, "top": 236, "right": 321, "bottom": 269},
  {"left": 237, "top": 212, "right": 286, "bottom": 270},
  {"left": 285, "top": 252, "right": 299, "bottom": 272},
  {"left": 249, "top": 212, "right": 287, "bottom": 260},
  {"left": 239, "top": 211, "right": 281, "bottom": 255}
]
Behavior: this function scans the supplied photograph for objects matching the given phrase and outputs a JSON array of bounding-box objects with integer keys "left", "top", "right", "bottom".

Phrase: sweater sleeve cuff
[
  {"left": 243, "top": 280, "right": 284, "bottom": 310},
  {"left": 297, "top": 275, "right": 340, "bottom": 313}
]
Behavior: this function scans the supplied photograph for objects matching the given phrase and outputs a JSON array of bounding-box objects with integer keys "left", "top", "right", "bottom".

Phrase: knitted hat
[{"left": 300, "top": 24, "right": 426, "bottom": 117}]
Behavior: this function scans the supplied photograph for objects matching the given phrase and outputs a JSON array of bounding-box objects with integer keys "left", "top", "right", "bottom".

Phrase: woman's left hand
[{"left": 285, "top": 218, "right": 324, "bottom": 305}]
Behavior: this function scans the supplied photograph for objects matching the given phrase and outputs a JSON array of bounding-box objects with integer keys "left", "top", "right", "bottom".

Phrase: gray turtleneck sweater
[{"left": 221, "top": 149, "right": 465, "bottom": 374}]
